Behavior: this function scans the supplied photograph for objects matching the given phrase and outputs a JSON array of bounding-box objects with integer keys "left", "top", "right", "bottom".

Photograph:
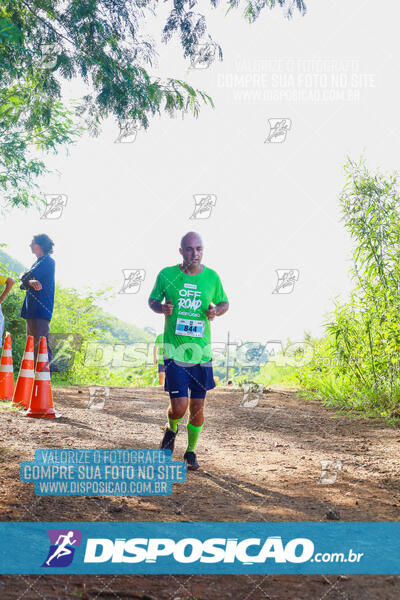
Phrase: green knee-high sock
[
  {"left": 168, "top": 415, "right": 183, "bottom": 433},
  {"left": 186, "top": 422, "right": 204, "bottom": 453}
]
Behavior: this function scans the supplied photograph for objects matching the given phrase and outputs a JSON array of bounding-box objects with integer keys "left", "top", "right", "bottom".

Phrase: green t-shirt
[
  {"left": 149, "top": 264, "right": 228, "bottom": 364},
  {"left": 154, "top": 333, "right": 165, "bottom": 365}
]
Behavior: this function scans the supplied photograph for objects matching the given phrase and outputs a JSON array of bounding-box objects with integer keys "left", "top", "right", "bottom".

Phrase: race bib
[{"left": 175, "top": 318, "right": 205, "bottom": 338}]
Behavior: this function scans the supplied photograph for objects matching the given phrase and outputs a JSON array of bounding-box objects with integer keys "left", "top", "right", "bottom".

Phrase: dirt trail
[{"left": 0, "top": 385, "right": 399, "bottom": 599}]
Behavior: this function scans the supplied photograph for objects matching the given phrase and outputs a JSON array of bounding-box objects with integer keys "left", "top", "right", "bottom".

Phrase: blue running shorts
[{"left": 164, "top": 358, "right": 215, "bottom": 399}]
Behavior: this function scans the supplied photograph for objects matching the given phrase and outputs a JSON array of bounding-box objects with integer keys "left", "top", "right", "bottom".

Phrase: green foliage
[
  {"left": 0, "top": 258, "right": 28, "bottom": 367},
  {"left": 0, "top": 54, "right": 82, "bottom": 208},
  {"left": 226, "top": 0, "right": 306, "bottom": 22},
  {"left": 257, "top": 362, "right": 298, "bottom": 387},
  {"left": 96, "top": 313, "right": 154, "bottom": 345},
  {"left": 50, "top": 286, "right": 159, "bottom": 386},
  {"left": 0, "top": 248, "right": 25, "bottom": 273},
  {"left": 290, "top": 157, "right": 400, "bottom": 420},
  {"left": 0, "top": 0, "right": 306, "bottom": 209}
]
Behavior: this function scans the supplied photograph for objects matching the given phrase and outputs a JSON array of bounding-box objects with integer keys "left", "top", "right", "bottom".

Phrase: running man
[
  {"left": 0, "top": 274, "right": 15, "bottom": 342},
  {"left": 45, "top": 531, "right": 77, "bottom": 566},
  {"left": 148, "top": 231, "right": 229, "bottom": 470},
  {"left": 154, "top": 332, "right": 166, "bottom": 386}
]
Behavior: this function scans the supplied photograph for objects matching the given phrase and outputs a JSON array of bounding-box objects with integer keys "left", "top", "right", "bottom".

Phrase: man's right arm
[
  {"left": 148, "top": 298, "right": 164, "bottom": 314},
  {"left": 148, "top": 298, "right": 174, "bottom": 316},
  {"left": 148, "top": 271, "right": 174, "bottom": 316}
]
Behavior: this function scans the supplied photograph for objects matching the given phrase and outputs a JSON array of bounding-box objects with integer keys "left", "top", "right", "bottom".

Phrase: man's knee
[
  {"left": 189, "top": 397, "right": 204, "bottom": 416},
  {"left": 170, "top": 397, "right": 188, "bottom": 418},
  {"left": 190, "top": 397, "right": 205, "bottom": 408}
]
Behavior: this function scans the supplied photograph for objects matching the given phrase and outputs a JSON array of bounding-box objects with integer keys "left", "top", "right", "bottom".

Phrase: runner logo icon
[{"left": 42, "top": 529, "right": 82, "bottom": 567}]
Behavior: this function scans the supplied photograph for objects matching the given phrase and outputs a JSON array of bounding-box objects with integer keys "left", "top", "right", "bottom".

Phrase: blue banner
[
  {"left": 0, "top": 522, "right": 399, "bottom": 574},
  {"left": 20, "top": 449, "right": 186, "bottom": 496}
]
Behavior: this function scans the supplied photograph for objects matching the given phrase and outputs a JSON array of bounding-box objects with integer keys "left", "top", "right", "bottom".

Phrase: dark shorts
[
  {"left": 26, "top": 318, "right": 52, "bottom": 371},
  {"left": 157, "top": 363, "right": 166, "bottom": 373},
  {"left": 164, "top": 358, "right": 215, "bottom": 400}
]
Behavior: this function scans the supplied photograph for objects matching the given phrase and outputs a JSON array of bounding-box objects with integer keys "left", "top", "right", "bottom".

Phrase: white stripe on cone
[
  {"left": 19, "top": 369, "right": 35, "bottom": 378},
  {"left": 2, "top": 349, "right": 12, "bottom": 357},
  {"left": 0, "top": 365, "right": 13, "bottom": 372},
  {"left": 24, "top": 352, "right": 34, "bottom": 360},
  {"left": 34, "top": 372, "right": 51, "bottom": 381},
  {"left": 37, "top": 353, "right": 49, "bottom": 362}
]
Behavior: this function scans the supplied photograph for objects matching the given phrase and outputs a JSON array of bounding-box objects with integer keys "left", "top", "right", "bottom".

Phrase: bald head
[
  {"left": 180, "top": 231, "right": 203, "bottom": 249},
  {"left": 179, "top": 232, "right": 204, "bottom": 271}
]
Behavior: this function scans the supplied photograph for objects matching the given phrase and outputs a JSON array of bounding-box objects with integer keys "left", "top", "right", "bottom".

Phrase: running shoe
[
  {"left": 160, "top": 425, "right": 178, "bottom": 452},
  {"left": 183, "top": 451, "right": 200, "bottom": 470}
]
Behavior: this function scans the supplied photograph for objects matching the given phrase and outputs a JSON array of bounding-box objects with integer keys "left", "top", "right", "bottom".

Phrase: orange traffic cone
[
  {"left": 0, "top": 332, "right": 14, "bottom": 401},
  {"left": 13, "top": 336, "right": 35, "bottom": 408},
  {"left": 25, "top": 336, "right": 60, "bottom": 418}
]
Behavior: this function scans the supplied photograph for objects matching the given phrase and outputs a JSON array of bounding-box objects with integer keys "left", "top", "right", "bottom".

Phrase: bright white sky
[{"left": 2, "top": 0, "right": 399, "bottom": 349}]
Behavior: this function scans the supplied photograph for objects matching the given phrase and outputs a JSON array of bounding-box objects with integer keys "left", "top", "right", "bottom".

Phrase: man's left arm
[
  {"left": 205, "top": 301, "right": 229, "bottom": 321},
  {"left": 215, "top": 302, "right": 229, "bottom": 316},
  {"left": 206, "top": 274, "right": 229, "bottom": 321}
]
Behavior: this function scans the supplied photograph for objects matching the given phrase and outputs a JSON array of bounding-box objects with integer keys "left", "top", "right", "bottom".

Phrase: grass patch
[
  {"left": 247, "top": 362, "right": 299, "bottom": 388},
  {"left": 0, "top": 399, "right": 25, "bottom": 413}
]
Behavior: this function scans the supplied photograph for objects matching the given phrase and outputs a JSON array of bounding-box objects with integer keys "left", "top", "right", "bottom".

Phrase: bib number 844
[{"left": 175, "top": 318, "right": 205, "bottom": 338}]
